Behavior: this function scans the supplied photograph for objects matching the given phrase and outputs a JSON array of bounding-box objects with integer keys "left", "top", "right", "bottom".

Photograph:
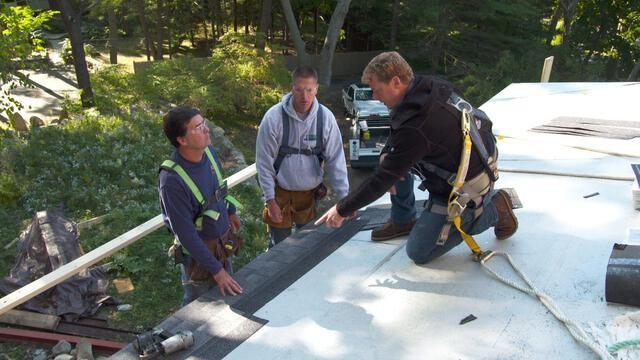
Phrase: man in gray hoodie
[{"left": 256, "top": 66, "right": 349, "bottom": 247}]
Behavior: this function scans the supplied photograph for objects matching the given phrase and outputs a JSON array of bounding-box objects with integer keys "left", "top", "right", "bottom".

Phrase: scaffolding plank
[{"left": 0, "top": 327, "right": 126, "bottom": 352}]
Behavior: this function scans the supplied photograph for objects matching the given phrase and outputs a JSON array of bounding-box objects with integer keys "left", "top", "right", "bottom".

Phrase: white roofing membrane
[{"left": 225, "top": 83, "right": 640, "bottom": 360}]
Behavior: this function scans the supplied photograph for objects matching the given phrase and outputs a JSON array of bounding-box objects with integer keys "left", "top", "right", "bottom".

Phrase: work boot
[
  {"left": 371, "top": 219, "right": 416, "bottom": 241},
  {"left": 492, "top": 189, "right": 518, "bottom": 240}
]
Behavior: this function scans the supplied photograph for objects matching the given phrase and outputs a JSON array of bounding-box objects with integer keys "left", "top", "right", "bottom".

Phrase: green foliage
[
  {"left": 83, "top": 42, "right": 98, "bottom": 57},
  {"left": 570, "top": 0, "right": 640, "bottom": 80},
  {"left": 132, "top": 33, "right": 289, "bottom": 122},
  {"left": 91, "top": 64, "right": 135, "bottom": 111},
  {"left": 0, "top": 104, "right": 268, "bottom": 328},
  {"left": 90, "top": 33, "right": 289, "bottom": 161},
  {"left": 229, "top": 183, "right": 269, "bottom": 268},
  {"left": 452, "top": 50, "right": 543, "bottom": 105},
  {"left": 0, "top": 38, "right": 280, "bottom": 327},
  {"left": 0, "top": 4, "right": 56, "bottom": 114},
  {"left": 61, "top": 38, "right": 73, "bottom": 64}
]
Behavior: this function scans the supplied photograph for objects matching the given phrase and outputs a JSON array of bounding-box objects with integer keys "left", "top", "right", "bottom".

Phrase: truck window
[{"left": 355, "top": 89, "right": 374, "bottom": 101}]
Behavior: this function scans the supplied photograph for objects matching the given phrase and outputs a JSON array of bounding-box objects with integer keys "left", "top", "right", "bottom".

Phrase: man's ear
[
  {"left": 391, "top": 76, "right": 402, "bottom": 89},
  {"left": 176, "top": 135, "right": 188, "bottom": 147}
]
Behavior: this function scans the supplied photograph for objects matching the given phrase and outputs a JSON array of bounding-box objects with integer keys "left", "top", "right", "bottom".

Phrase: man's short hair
[
  {"left": 292, "top": 65, "right": 318, "bottom": 82},
  {"left": 362, "top": 51, "right": 414, "bottom": 84},
  {"left": 163, "top": 106, "right": 201, "bottom": 148}
]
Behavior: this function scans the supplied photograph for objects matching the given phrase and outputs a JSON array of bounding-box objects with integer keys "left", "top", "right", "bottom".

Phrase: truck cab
[{"left": 341, "top": 83, "right": 391, "bottom": 168}]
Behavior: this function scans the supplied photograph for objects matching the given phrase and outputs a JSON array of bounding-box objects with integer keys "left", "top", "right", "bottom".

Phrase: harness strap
[
  {"left": 469, "top": 111, "right": 499, "bottom": 182},
  {"left": 436, "top": 109, "right": 483, "bottom": 256},
  {"left": 161, "top": 147, "right": 243, "bottom": 234},
  {"left": 161, "top": 160, "right": 205, "bottom": 204},
  {"left": 204, "top": 147, "right": 242, "bottom": 210},
  {"left": 448, "top": 93, "right": 499, "bottom": 182},
  {"left": 273, "top": 105, "right": 324, "bottom": 174},
  {"left": 417, "top": 161, "right": 457, "bottom": 186},
  {"left": 161, "top": 159, "right": 221, "bottom": 231}
]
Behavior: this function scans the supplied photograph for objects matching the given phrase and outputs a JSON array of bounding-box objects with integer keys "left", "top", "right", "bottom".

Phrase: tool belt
[
  {"left": 168, "top": 229, "right": 243, "bottom": 282},
  {"left": 263, "top": 184, "right": 319, "bottom": 228}
]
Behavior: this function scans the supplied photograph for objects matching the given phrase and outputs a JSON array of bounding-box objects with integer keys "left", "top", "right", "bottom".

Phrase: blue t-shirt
[{"left": 159, "top": 145, "right": 236, "bottom": 275}]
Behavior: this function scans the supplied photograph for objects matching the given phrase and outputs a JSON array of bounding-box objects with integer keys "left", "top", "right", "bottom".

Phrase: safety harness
[
  {"left": 416, "top": 93, "right": 499, "bottom": 259},
  {"left": 160, "top": 147, "right": 242, "bottom": 233},
  {"left": 273, "top": 106, "right": 324, "bottom": 174}
]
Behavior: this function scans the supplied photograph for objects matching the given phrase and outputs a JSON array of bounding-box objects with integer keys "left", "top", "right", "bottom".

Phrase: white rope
[{"left": 480, "top": 251, "right": 614, "bottom": 360}]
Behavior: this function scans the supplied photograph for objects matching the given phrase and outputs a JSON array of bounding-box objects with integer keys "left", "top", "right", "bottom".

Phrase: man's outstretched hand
[
  {"left": 315, "top": 204, "right": 355, "bottom": 228},
  {"left": 213, "top": 269, "right": 243, "bottom": 296}
]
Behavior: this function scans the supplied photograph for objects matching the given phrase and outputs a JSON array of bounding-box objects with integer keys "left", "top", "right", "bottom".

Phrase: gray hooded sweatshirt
[{"left": 256, "top": 93, "right": 349, "bottom": 201}]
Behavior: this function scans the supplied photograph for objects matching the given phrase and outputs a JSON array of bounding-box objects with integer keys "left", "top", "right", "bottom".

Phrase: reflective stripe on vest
[
  {"left": 160, "top": 147, "right": 242, "bottom": 232},
  {"left": 160, "top": 159, "right": 220, "bottom": 231},
  {"left": 204, "top": 147, "right": 243, "bottom": 210}
]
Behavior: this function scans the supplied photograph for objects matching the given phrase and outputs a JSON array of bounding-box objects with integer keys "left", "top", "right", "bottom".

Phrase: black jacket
[{"left": 337, "top": 75, "right": 494, "bottom": 216}]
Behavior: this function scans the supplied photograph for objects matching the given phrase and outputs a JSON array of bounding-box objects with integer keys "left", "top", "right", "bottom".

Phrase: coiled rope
[
  {"left": 479, "top": 251, "right": 614, "bottom": 360},
  {"left": 608, "top": 339, "right": 640, "bottom": 354}
]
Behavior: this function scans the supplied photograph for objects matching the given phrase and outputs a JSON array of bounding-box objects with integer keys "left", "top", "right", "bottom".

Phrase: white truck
[{"left": 341, "top": 83, "right": 391, "bottom": 168}]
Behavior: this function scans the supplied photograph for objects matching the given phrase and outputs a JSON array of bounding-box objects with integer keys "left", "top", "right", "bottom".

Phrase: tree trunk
[
  {"left": 255, "top": 0, "right": 272, "bottom": 50},
  {"left": 168, "top": 26, "right": 173, "bottom": 59},
  {"left": 298, "top": 10, "right": 304, "bottom": 32},
  {"left": 313, "top": 7, "right": 318, "bottom": 54},
  {"left": 560, "top": 0, "right": 578, "bottom": 46},
  {"left": 208, "top": 0, "right": 219, "bottom": 44},
  {"left": 546, "top": 4, "right": 562, "bottom": 46},
  {"left": 431, "top": 4, "right": 449, "bottom": 73},
  {"left": 136, "top": 0, "right": 155, "bottom": 61},
  {"left": 280, "top": 0, "right": 309, "bottom": 64},
  {"left": 244, "top": 0, "right": 249, "bottom": 34},
  {"left": 233, "top": 0, "right": 238, "bottom": 32},
  {"left": 628, "top": 61, "right": 640, "bottom": 81},
  {"left": 345, "top": 17, "right": 352, "bottom": 51},
  {"left": 390, "top": 0, "right": 400, "bottom": 50},
  {"left": 223, "top": 0, "right": 228, "bottom": 34},
  {"left": 49, "top": 0, "right": 93, "bottom": 107},
  {"left": 107, "top": 6, "right": 118, "bottom": 64},
  {"left": 154, "top": 0, "right": 164, "bottom": 60},
  {"left": 317, "top": 0, "right": 351, "bottom": 85}
]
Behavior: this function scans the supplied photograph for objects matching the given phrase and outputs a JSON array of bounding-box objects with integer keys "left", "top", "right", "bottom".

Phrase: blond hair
[{"left": 362, "top": 51, "right": 414, "bottom": 84}]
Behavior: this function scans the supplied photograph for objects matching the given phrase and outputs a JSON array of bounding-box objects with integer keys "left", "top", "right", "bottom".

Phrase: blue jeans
[
  {"left": 179, "top": 255, "right": 233, "bottom": 307},
  {"left": 392, "top": 173, "right": 499, "bottom": 264}
]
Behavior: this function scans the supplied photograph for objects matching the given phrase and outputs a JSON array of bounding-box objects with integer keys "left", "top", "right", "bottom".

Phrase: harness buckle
[
  {"left": 447, "top": 192, "right": 469, "bottom": 218},
  {"left": 473, "top": 250, "right": 494, "bottom": 263}
]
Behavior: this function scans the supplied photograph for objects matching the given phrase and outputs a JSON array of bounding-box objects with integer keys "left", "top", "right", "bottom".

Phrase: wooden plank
[
  {"left": 77, "top": 214, "right": 107, "bottom": 230},
  {"left": 540, "top": 55, "right": 554, "bottom": 82},
  {"left": 0, "top": 327, "right": 126, "bottom": 352},
  {"left": 0, "top": 309, "right": 60, "bottom": 330},
  {"left": 2, "top": 237, "right": 18, "bottom": 250},
  {"left": 56, "top": 322, "right": 137, "bottom": 343},
  {"left": 0, "top": 164, "right": 257, "bottom": 317}
]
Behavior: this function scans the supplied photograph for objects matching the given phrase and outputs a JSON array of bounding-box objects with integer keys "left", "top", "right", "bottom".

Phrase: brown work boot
[
  {"left": 492, "top": 189, "right": 518, "bottom": 240},
  {"left": 371, "top": 219, "right": 416, "bottom": 241}
]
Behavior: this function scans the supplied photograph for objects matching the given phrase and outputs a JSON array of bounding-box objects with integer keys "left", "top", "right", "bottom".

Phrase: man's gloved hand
[{"left": 266, "top": 199, "right": 283, "bottom": 223}]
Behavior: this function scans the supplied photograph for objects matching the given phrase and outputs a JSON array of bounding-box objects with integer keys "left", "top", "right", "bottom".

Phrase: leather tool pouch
[
  {"left": 314, "top": 183, "right": 328, "bottom": 201},
  {"left": 187, "top": 230, "right": 243, "bottom": 282}
]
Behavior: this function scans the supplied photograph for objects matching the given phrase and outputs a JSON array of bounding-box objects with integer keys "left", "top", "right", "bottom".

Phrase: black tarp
[{"left": 0, "top": 211, "right": 115, "bottom": 321}]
